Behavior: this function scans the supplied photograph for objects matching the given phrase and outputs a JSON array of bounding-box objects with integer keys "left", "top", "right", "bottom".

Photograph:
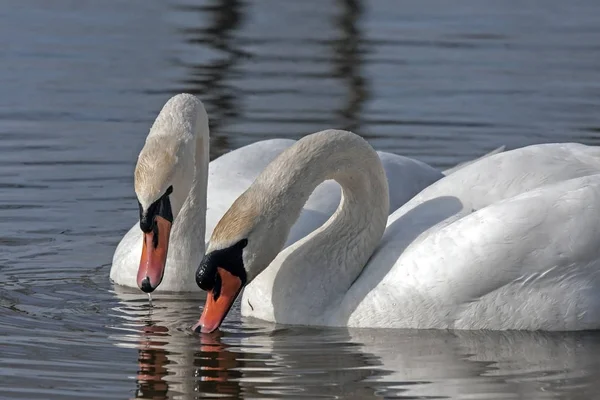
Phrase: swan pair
[
  {"left": 111, "top": 93, "right": 451, "bottom": 291},
  {"left": 111, "top": 93, "right": 600, "bottom": 332}
]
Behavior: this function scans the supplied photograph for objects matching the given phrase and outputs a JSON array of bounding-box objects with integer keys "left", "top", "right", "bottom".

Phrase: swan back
[
  {"left": 338, "top": 143, "right": 600, "bottom": 330},
  {"left": 400, "top": 143, "right": 600, "bottom": 215},
  {"left": 357, "top": 174, "right": 600, "bottom": 330}
]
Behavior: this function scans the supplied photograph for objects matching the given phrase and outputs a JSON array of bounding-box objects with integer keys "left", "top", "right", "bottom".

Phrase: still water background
[{"left": 2, "top": 0, "right": 600, "bottom": 399}]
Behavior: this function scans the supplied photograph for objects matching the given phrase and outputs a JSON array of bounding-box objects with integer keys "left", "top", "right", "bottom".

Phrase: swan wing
[
  {"left": 346, "top": 174, "right": 600, "bottom": 330},
  {"left": 342, "top": 143, "right": 600, "bottom": 329}
]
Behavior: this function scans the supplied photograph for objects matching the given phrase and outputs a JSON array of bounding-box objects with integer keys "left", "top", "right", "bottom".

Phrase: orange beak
[
  {"left": 193, "top": 267, "right": 243, "bottom": 333},
  {"left": 137, "top": 215, "right": 172, "bottom": 292}
]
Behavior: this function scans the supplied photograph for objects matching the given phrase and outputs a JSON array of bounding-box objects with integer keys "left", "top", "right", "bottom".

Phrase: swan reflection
[
  {"left": 135, "top": 323, "right": 171, "bottom": 399},
  {"left": 109, "top": 286, "right": 600, "bottom": 399}
]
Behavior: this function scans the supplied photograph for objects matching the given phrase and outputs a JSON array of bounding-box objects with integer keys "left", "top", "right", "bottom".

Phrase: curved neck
[
  {"left": 169, "top": 117, "right": 209, "bottom": 265},
  {"left": 245, "top": 130, "right": 389, "bottom": 322}
]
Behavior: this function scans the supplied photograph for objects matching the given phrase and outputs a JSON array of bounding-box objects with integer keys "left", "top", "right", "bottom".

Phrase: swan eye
[
  {"left": 138, "top": 185, "right": 174, "bottom": 233},
  {"left": 196, "top": 263, "right": 216, "bottom": 291},
  {"left": 196, "top": 239, "right": 249, "bottom": 291}
]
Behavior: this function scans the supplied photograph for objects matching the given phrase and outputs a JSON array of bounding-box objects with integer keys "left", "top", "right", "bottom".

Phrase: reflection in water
[
  {"left": 136, "top": 324, "right": 171, "bottom": 399},
  {"left": 112, "top": 286, "right": 386, "bottom": 399},
  {"left": 111, "top": 284, "right": 600, "bottom": 399},
  {"left": 194, "top": 332, "right": 242, "bottom": 397},
  {"left": 176, "top": 0, "right": 246, "bottom": 159},
  {"left": 332, "top": 0, "right": 368, "bottom": 133},
  {"left": 133, "top": 321, "right": 244, "bottom": 398},
  {"left": 174, "top": 0, "right": 371, "bottom": 157},
  {"left": 112, "top": 287, "right": 246, "bottom": 399}
]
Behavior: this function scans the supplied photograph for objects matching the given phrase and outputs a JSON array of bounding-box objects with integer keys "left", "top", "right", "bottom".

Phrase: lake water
[{"left": 2, "top": 0, "right": 600, "bottom": 399}]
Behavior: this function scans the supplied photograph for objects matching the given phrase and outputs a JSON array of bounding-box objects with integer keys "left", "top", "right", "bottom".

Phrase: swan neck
[
  {"left": 170, "top": 115, "right": 209, "bottom": 259},
  {"left": 267, "top": 130, "right": 389, "bottom": 241},
  {"left": 247, "top": 130, "right": 389, "bottom": 315}
]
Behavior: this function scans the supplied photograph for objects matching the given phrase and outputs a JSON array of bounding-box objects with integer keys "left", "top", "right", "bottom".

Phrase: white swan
[
  {"left": 110, "top": 94, "right": 463, "bottom": 293},
  {"left": 194, "top": 129, "right": 600, "bottom": 332}
]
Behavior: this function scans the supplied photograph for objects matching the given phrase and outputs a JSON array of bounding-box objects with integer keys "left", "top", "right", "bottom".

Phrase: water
[{"left": 2, "top": 0, "right": 600, "bottom": 398}]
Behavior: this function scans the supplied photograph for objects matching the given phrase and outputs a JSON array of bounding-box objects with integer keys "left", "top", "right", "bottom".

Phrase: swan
[
  {"left": 194, "top": 129, "right": 600, "bottom": 332},
  {"left": 111, "top": 94, "right": 475, "bottom": 293}
]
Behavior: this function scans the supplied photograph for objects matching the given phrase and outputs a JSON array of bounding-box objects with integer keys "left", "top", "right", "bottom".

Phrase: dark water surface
[{"left": 2, "top": 0, "right": 600, "bottom": 399}]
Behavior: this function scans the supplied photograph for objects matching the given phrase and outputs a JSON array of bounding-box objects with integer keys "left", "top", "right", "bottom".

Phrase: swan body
[
  {"left": 196, "top": 130, "right": 600, "bottom": 332},
  {"left": 335, "top": 143, "right": 600, "bottom": 330},
  {"left": 111, "top": 94, "right": 465, "bottom": 293}
]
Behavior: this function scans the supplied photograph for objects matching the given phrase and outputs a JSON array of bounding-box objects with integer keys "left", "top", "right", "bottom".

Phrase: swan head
[
  {"left": 192, "top": 186, "right": 290, "bottom": 333},
  {"left": 134, "top": 93, "right": 206, "bottom": 293}
]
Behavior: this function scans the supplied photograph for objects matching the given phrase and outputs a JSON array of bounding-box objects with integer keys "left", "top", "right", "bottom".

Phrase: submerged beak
[
  {"left": 193, "top": 267, "right": 243, "bottom": 333},
  {"left": 137, "top": 215, "right": 172, "bottom": 292}
]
